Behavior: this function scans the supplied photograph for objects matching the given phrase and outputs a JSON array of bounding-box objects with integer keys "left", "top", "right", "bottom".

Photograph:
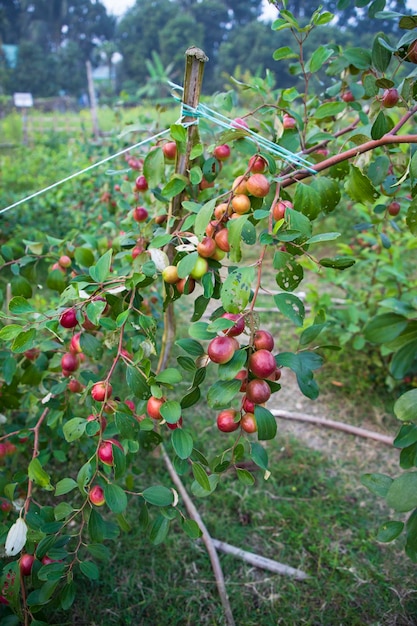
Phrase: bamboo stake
[{"left": 157, "top": 46, "right": 208, "bottom": 375}]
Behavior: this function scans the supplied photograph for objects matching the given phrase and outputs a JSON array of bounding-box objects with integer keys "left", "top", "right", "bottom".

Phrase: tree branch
[{"left": 280, "top": 134, "right": 417, "bottom": 188}]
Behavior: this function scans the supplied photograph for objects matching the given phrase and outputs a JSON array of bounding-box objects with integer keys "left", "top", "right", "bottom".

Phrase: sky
[
  {"left": 101, "top": 0, "right": 277, "bottom": 18},
  {"left": 101, "top": 0, "right": 417, "bottom": 18}
]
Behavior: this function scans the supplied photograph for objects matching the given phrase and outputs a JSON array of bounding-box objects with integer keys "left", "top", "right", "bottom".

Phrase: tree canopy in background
[{"left": 0, "top": 0, "right": 414, "bottom": 98}]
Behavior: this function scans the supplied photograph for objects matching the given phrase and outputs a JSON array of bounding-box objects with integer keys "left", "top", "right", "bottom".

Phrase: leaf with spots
[{"left": 221, "top": 267, "right": 255, "bottom": 313}]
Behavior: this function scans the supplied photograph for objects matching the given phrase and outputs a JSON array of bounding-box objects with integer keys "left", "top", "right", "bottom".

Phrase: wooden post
[
  {"left": 86, "top": 60, "right": 100, "bottom": 139},
  {"left": 171, "top": 46, "right": 208, "bottom": 220},
  {"left": 157, "top": 47, "right": 208, "bottom": 374}
]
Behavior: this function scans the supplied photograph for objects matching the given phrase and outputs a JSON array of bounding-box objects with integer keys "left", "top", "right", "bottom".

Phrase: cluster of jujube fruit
[
  {"left": 208, "top": 313, "right": 280, "bottom": 435},
  {"left": 159, "top": 143, "right": 288, "bottom": 294}
]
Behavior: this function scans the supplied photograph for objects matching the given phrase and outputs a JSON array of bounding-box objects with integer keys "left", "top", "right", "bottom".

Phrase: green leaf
[
  {"left": 405, "top": 509, "right": 417, "bottom": 562},
  {"left": 28, "top": 457, "right": 53, "bottom": 491},
  {"left": 161, "top": 175, "right": 187, "bottom": 199},
  {"left": 345, "top": 165, "right": 379, "bottom": 204},
  {"left": 221, "top": 267, "right": 254, "bottom": 314},
  {"left": 372, "top": 32, "right": 392, "bottom": 72},
  {"left": 310, "top": 177, "right": 341, "bottom": 214},
  {"left": 371, "top": 111, "right": 388, "bottom": 140},
  {"left": 276, "top": 351, "right": 322, "bottom": 399},
  {"left": 393, "top": 424, "right": 417, "bottom": 449},
  {"left": 79, "top": 561, "right": 100, "bottom": 580},
  {"left": 86, "top": 543, "right": 111, "bottom": 562},
  {"left": 170, "top": 123, "right": 187, "bottom": 142},
  {"left": 27, "top": 580, "right": 59, "bottom": 606},
  {"left": 250, "top": 442, "right": 269, "bottom": 471},
  {"left": 320, "top": 256, "right": 355, "bottom": 270},
  {"left": 63, "top": 418, "right": 86, "bottom": 442},
  {"left": 194, "top": 199, "right": 216, "bottom": 239},
  {"left": 85, "top": 299, "right": 106, "bottom": 326},
  {"left": 394, "top": 389, "right": 417, "bottom": 423},
  {"left": 11, "top": 275, "right": 32, "bottom": 298},
  {"left": 126, "top": 365, "right": 149, "bottom": 399},
  {"left": 143, "top": 146, "right": 165, "bottom": 187},
  {"left": 406, "top": 200, "right": 417, "bottom": 235},
  {"left": 390, "top": 340, "right": 417, "bottom": 380},
  {"left": 54, "top": 502, "right": 73, "bottom": 520},
  {"left": 0, "top": 324, "right": 23, "bottom": 340},
  {"left": 190, "top": 166, "right": 203, "bottom": 185},
  {"left": 308, "top": 45, "right": 334, "bottom": 73},
  {"left": 364, "top": 313, "right": 408, "bottom": 344},
  {"left": 344, "top": 46, "right": 372, "bottom": 69},
  {"left": 182, "top": 519, "right": 202, "bottom": 539},
  {"left": 293, "top": 183, "right": 321, "bottom": 220},
  {"left": 207, "top": 379, "right": 242, "bottom": 409},
  {"left": 160, "top": 400, "right": 182, "bottom": 423},
  {"left": 236, "top": 468, "right": 256, "bottom": 486},
  {"left": 273, "top": 46, "right": 299, "bottom": 61},
  {"left": 275, "top": 259, "right": 304, "bottom": 291},
  {"left": 177, "top": 251, "right": 198, "bottom": 279},
  {"left": 172, "top": 428, "right": 194, "bottom": 459},
  {"left": 88, "top": 507, "right": 105, "bottom": 542},
  {"left": 218, "top": 349, "right": 248, "bottom": 381},
  {"left": 142, "top": 485, "right": 174, "bottom": 506},
  {"left": 180, "top": 387, "right": 201, "bottom": 409},
  {"left": 361, "top": 472, "right": 393, "bottom": 497},
  {"left": 155, "top": 369, "right": 183, "bottom": 385},
  {"left": 104, "top": 483, "right": 128, "bottom": 513},
  {"left": 149, "top": 234, "right": 172, "bottom": 249},
  {"left": 386, "top": 473, "right": 417, "bottom": 512},
  {"left": 376, "top": 520, "right": 404, "bottom": 542},
  {"left": 274, "top": 293, "right": 305, "bottom": 327},
  {"left": 11, "top": 328, "right": 36, "bottom": 353},
  {"left": 149, "top": 515, "right": 170, "bottom": 545},
  {"left": 9, "top": 296, "right": 34, "bottom": 314},
  {"left": 228, "top": 215, "right": 248, "bottom": 263},
  {"left": 80, "top": 332, "right": 103, "bottom": 359},
  {"left": 254, "top": 406, "right": 277, "bottom": 441},
  {"left": 191, "top": 473, "right": 219, "bottom": 497},
  {"left": 77, "top": 461, "right": 94, "bottom": 492},
  {"left": 189, "top": 321, "right": 217, "bottom": 341},
  {"left": 192, "top": 462, "right": 211, "bottom": 492},
  {"left": 89, "top": 249, "right": 112, "bottom": 283},
  {"left": 305, "top": 232, "right": 340, "bottom": 244},
  {"left": 55, "top": 478, "right": 78, "bottom": 496},
  {"left": 315, "top": 102, "right": 345, "bottom": 119},
  {"left": 74, "top": 247, "right": 95, "bottom": 267},
  {"left": 176, "top": 338, "right": 205, "bottom": 356},
  {"left": 60, "top": 581, "right": 76, "bottom": 610}
]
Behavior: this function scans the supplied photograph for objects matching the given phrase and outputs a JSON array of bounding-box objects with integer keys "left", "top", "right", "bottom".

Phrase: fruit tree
[{"left": 1, "top": 2, "right": 417, "bottom": 623}]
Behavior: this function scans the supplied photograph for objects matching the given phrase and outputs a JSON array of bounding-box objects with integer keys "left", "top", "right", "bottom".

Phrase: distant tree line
[{"left": 0, "top": 0, "right": 411, "bottom": 100}]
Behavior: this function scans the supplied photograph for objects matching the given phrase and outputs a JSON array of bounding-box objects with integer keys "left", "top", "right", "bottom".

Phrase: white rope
[{"left": 0, "top": 127, "right": 173, "bottom": 215}]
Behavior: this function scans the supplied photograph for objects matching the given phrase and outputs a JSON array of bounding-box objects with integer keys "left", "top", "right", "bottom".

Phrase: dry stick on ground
[
  {"left": 211, "top": 540, "right": 309, "bottom": 581},
  {"left": 271, "top": 409, "right": 393, "bottom": 446},
  {"left": 161, "top": 447, "right": 236, "bottom": 626}
]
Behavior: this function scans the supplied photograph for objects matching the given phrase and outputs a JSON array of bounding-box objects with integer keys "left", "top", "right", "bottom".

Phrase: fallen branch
[
  {"left": 211, "top": 539, "right": 309, "bottom": 581},
  {"left": 161, "top": 446, "right": 236, "bottom": 626},
  {"left": 271, "top": 409, "right": 393, "bottom": 446}
]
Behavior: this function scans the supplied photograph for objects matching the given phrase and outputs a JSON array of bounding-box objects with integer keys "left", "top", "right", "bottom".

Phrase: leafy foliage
[{"left": 1, "top": 3, "right": 417, "bottom": 623}]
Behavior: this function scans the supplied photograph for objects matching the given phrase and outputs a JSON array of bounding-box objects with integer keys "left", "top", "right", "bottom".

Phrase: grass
[{"left": 47, "top": 432, "right": 417, "bottom": 626}]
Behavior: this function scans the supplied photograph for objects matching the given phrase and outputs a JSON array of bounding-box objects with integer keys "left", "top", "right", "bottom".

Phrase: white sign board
[{"left": 13, "top": 92, "right": 34, "bottom": 108}]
